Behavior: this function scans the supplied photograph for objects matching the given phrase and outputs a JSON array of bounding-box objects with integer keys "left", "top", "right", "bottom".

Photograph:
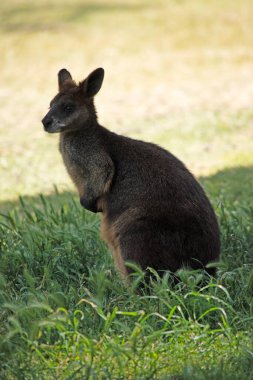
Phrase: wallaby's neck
[{"left": 60, "top": 118, "right": 107, "bottom": 146}]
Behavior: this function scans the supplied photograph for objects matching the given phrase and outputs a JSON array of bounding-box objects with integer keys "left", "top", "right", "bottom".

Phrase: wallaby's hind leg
[{"left": 118, "top": 223, "right": 183, "bottom": 278}]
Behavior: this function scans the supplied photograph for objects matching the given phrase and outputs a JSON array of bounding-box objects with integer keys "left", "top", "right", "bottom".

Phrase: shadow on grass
[
  {"left": 1, "top": 165, "right": 253, "bottom": 213},
  {"left": 0, "top": 190, "right": 78, "bottom": 214},
  {"left": 200, "top": 165, "right": 253, "bottom": 207},
  {"left": 0, "top": 1, "right": 148, "bottom": 33}
]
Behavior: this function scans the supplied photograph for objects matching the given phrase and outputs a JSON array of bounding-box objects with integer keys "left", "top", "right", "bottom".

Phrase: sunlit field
[{"left": 0, "top": 0, "right": 253, "bottom": 378}]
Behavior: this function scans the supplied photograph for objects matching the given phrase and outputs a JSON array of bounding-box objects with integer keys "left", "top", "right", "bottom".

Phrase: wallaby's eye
[{"left": 63, "top": 103, "right": 74, "bottom": 113}]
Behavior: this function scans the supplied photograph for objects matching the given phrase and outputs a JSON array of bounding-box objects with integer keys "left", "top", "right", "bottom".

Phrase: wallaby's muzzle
[
  {"left": 42, "top": 114, "right": 62, "bottom": 133},
  {"left": 42, "top": 115, "right": 53, "bottom": 132}
]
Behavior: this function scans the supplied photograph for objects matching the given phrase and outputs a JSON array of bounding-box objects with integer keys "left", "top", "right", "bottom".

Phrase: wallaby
[{"left": 42, "top": 68, "right": 220, "bottom": 280}]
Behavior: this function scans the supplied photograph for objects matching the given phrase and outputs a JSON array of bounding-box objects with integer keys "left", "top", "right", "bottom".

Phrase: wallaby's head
[{"left": 42, "top": 68, "right": 104, "bottom": 133}]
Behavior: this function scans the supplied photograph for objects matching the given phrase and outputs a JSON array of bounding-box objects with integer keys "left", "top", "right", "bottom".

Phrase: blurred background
[{"left": 1, "top": 0, "right": 253, "bottom": 204}]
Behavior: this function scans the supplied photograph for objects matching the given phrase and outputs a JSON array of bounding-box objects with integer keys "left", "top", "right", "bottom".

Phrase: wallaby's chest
[
  {"left": 59, "top": 137, "right": 80, "bottom": 175},
  {"left": 59, "top": 135, "right": 86, "bottom": 193},
  {"left": 60, "top": 136, "right": 79, "bottom": 165}
]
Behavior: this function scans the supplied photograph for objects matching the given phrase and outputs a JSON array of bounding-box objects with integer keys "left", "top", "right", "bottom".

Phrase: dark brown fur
[{"left": 42, "top": 68, "right": 220, "bottom": 280}]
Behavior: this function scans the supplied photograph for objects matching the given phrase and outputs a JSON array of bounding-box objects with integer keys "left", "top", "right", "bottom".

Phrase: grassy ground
[{"left": 0, "top": 0, "right": 253, "bottom": 378}]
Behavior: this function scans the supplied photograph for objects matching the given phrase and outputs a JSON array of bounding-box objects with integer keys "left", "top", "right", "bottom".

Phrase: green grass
[
  {"left": 1, "top": 0, "right": 253, "bottom": 378},
  {"left": 0, "top": 193, "right": 253, "bottom": 379}
]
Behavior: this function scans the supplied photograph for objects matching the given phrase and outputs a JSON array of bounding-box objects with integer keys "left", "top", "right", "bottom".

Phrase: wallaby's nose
[{"left": 42, "top": 116, "right": 53, "bottom": 131}]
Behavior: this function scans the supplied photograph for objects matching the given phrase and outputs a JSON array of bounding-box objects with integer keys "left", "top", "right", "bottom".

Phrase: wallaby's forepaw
[{"left": 80, "top": 196, "right": 98, "bottom": 213}]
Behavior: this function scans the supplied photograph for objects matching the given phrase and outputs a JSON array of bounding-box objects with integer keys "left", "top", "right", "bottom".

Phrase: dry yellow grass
[{"left": 1, "top": 0, "right": 253, "bottom": 201}]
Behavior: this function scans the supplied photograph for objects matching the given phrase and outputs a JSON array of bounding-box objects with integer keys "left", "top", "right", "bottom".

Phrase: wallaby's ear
[
  {"left": 58, "top": 69, "right": 72, "bottom": 90},
  {"left": 80, "top": 68, "right": 104, "bottom": 98}
]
